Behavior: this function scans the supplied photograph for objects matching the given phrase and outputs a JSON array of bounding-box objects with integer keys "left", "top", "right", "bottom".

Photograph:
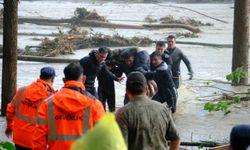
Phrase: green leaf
[
  {"left": 204, "top": 102, "right": 215, "bottom": 112},
  {"left": 226, "top": 74, "right": 233, "bottom": 81},
  {"left": 0, "top": 142, "right": 16, "bottom": 150},
  {"left": 233, "top": 96, "right": 241, "bottom": 103},
  {"left": 226, "top": 66, "right": 247, "bottom": 84}
]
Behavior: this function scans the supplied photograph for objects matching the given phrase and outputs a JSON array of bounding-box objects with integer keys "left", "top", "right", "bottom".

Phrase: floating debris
[
  {"left": 160, "top": 15, "right": 213, "bottom": 26},
  {"left": 72, "top": 8, "right": 108, "bottom": 25},
  {"left": 24, "top": 28, "right": 153, "bottom": 57}
]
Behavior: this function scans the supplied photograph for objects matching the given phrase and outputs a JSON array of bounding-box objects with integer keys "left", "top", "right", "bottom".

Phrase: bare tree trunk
[
  {"left": 232, "top": 0, "right": 249, "bottom": 85},
  {"left": 1, "top": 0, "right": 18, "bottom": 116}
]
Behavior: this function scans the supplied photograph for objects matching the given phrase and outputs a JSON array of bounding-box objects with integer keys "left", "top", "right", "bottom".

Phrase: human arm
[
  {"left": 5, "top": 102, "right": 16, "bottom": 138},
  {"left": 180, "top": 50, "right": 193, "bottom": 80},
  {"left": 115, "top": 109, "right": 129, "bottom": 145},
  {"left": 169, "top": 138, "right": 181, "bottom": 150},
  {"left": 164, "top": 107, "right": 180, "bottom": 149},
  {"left": 145, "top": 71, "right": 156, "bottom": 81},
  {"left": 103, "top": 64, "right": 124, "bottom": 83},
  {"left": 79, "top": 57, "right": 88, "bottom": 75},
  {"left": 5, "top": 89, "right": 21, "bottom": 137},
  {"left": 32, "top": 101, "right": 48, "bottom": 150}
]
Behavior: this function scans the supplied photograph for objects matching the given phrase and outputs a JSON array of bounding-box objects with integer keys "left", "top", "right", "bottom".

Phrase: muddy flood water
[{"left": 0, "top": 1, "right": 250, "bottom": 149}]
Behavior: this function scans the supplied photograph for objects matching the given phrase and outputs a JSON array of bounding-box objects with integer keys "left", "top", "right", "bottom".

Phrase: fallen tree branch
[
  {"left": 158, "top": 4, "right": 228, "bottom": 24},
  {"left": 0, "top": 32, "right": 59, "bottom": 37},
  {"left": 181, "top": 141, "right": 222, "bottom": 147},
  {"left": 176, "top": 41, "right": 233, "bottom": 48},
  {"left": 190, "top": 85, "right": 237, "bottom": 94},
  {"left": 143, "top": 24, "right": 200, "bottom": 33},
  {"left": 0, "top": 53, "right": 78, "bottom": 63}
]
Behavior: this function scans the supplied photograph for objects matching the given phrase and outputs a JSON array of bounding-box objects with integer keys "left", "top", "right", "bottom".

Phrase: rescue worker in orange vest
[
  {"left": 5, "top": 66, "right": 56, "bottom": 150},
  {"left": 32, "top": 62, "right": 105, "bottom": 150}
]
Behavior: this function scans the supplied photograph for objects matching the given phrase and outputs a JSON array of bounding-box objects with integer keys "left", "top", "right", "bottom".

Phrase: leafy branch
[
  {"left": 204, "top": 96, "right": 241, "bottom": 115},
  {"left": 226, "top": 66, "right": 247, "bottom": 84},
  {"left": 203, "top": 66, "right": 248, "bottom": 115}
]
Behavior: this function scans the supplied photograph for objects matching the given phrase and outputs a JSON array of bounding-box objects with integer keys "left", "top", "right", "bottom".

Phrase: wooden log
[
  {"left": 18, "top": 17, "right": 73, "bottom": 24},
  {"left": 180, "top": 141, "right": 221, "bottom": 147},
  {"left": 0, "top": 53, "right": 79, "bottom": 63},
  {"left": 176, "top": 41, "right": 233, "bottom": 48},
  {"left": 143, "top": 24, "right": 201, "bottom": 33},
  {"left": 0, "top": 17, "right": 201, "bottom": 33},
  {"left": 79, "top": 20, "right": 144, "bottom": 29},
  {"left": 209, "top": 145, "right": 230, "bottom": 150}
]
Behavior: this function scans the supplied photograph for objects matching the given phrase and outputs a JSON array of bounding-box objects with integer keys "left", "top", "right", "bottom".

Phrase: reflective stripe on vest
[
  {"left": 36, "top": 118, "right": 47, "bottom": 124},
  {"left": 47, "top": 98, "right": 91, "bottom": 141},
  {"left": 11, "top": 99, "right": 16, "bottom": 106},
  {"left": 15, "top": 87, "right": 44, "bottom": 124}
]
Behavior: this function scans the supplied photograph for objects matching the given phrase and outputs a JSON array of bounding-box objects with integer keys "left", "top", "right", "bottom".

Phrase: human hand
[
  {"left": 5, "top": 128, "right": 12, "bottom": 138},
  {"left": 188, "top": 72, "right": 193, "bottom": 80},
  {"left": 117, "top": 77, "right": 125, "bottom": 83}
]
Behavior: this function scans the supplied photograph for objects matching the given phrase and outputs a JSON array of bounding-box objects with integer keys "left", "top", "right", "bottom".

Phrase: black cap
[
  {"left": 230, "top": 125, "right": 250, "bottom": 150},
  {"left": 126, "top": 72, "right": 147, "bottom": 94}
]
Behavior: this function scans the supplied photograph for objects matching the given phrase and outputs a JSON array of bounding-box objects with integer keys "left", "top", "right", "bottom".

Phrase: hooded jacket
[
  {"left": 32, "top": 81, "right": 105, "bottom": 150},
  {"left": 145, "top": 62, "right": 177, "bottom": 111},
  {"left": 6, "top": 79, "right": 56, "bottom": 148},
  {"left": 79, "top": 50, "right": 100, "bottom": 94}
]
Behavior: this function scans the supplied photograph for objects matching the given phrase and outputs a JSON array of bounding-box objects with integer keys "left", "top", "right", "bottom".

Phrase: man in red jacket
[{"left": 5, "top": 66, "right": 56, "bottom": 150}]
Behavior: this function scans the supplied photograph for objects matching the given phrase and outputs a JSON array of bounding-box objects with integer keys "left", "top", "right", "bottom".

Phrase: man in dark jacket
[
  {"left": 151, "top": 41, "right": 173, "bottom": 77},
  {"left": 146, "top": 51, "right": 177, "bottom": 113},
  {"left": 155, "top": 41, "right": 173, "bottom": 69},
  {"left": 123, "top": 47, "right": 150, "bottom": 74},
  {"left": 97, "top": 60, "right": 123, "bottom": 112},
  {"left": 167, "top": 35, "right": 193, "bottom": 89},
  {"left": 115, "top": 47, "right": 150, "bottom": 104},
  {"left": 79, "top": 47, "right": 121, "bottom": 97}
]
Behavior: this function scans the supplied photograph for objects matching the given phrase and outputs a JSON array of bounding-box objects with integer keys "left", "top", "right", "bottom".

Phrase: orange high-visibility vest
[
  {"left": 33, "top": 81, "right": 105, "bottom": 150},
  {"left": 6, "top": 79, "right": 55, "bottom": 148}
]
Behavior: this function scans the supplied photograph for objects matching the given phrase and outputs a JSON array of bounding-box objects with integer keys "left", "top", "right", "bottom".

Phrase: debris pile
[
  {"left": 144, "top": 15, "right": 157, "bottom": 23},
  {"left": 25, "top": 28, "right": 153, "bottom": 57},
  {"left": 160, "top": 15, "right": 213, "bottom": 26},
  {"left": 72, "top": 8, "right": 108, "bottom": 25}
]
